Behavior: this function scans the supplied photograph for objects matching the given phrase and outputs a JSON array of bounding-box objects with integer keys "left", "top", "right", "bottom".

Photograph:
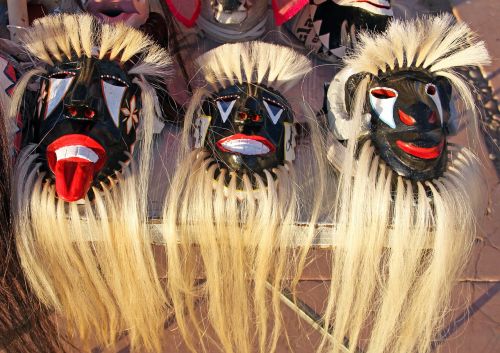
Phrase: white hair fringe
[
  {"left": 345, "top": 14, "right": 490, "bottom": 76},
  {"left": 197, "top": 41, "right": 312, "bottom": 92}
]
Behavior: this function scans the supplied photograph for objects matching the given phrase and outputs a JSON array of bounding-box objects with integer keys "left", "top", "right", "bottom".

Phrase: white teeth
[
  {"left": 221, "top": 139, "right": 270, "bottom": 155},
  {"left": 55, "top": 145, "right": 99, "bottom": 163}
]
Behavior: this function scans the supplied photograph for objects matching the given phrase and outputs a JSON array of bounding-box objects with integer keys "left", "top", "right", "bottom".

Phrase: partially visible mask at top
[
  {"left": 79, "top": 0, "right": 150, "bottom": 27},
  {"left": 285, "top": 0, "right": 393, "bottom": 61}
]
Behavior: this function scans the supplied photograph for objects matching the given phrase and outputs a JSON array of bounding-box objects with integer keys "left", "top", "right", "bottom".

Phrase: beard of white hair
[
  {"left": 12, "top": 143, "right": 166, "bottom": 351},
  {"left": 321, "top": 134, "right": 486, "bottom": 353}
]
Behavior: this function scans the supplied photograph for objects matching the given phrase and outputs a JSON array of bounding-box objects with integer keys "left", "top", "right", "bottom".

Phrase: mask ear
[
  {"left": 435, "top": 76, "right": 456, "bottom": 134},
  {"left": 193, "top": 114, "right": 211, "bottom": 148},
  {"left": 327, "top": 68, "right": 369, "bottom": 140},
  {"left": 284, "top": 121, "right": 296, "bottom": 162}
]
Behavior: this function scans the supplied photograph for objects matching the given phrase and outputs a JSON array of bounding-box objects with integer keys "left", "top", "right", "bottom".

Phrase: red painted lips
[
  {"left": 216, "top": 134, "right": 276, "bottom": 156},
  {"left": 396, "top": 139, "right": 445, "bottom": 159},
  {"left": 46, "top": 134, "right": 106, "bottom": 202}
]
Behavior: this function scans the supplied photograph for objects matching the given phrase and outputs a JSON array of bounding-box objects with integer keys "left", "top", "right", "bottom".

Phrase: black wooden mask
[
  {"left": 287, "top": 0, "right": 392, "bottom": 60},
  {"left": 193, "top": 84, "right": 296, "bottom": 178},
  {"left": 366, "top": 71, "right": 452, "bottom": 181},
  {"left": 22, "top": 57, "right": 141, "bottom": 202}
]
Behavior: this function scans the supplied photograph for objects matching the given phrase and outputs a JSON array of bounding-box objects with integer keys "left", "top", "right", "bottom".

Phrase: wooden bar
[{"left": 7, "top": 0, "right": 28, "bottom": 43}]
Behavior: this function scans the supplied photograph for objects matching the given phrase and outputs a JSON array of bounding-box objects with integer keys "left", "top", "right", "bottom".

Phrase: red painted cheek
[{"left": 398, "top": 109, "right": 416, "bottom": 126}]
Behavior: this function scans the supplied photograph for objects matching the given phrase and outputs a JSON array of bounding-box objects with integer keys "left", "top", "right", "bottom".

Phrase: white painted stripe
[
  {"left": 47, "top": 77, "right": 74, "bottom": 118},
  {"left": 102, "top": 80, "right": 126, "bottom": 127}
]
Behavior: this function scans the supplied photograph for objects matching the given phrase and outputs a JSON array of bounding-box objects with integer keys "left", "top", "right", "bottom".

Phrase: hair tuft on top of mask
[
  {"left": 197, "top": 41, "right": 312, "bottom": 92},
  {"left": 22, "top": 14, "right": 172, "bottom": 80},
  {"left": 346, "top": 14, "right": 490, "bottom": 76}
]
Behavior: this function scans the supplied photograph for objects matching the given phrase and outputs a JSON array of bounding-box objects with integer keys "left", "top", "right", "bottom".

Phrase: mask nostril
[
  {"left": 428, "top": 111, "right": 437, "bottom": 124},
  {"left": 238, "top": 112, "right": 248, "bottom": 121},
  {"left": 251, "top": 115, "right": 261, "bottom": 122},
  {"left": 84, "top": 108, "right": 95, "bottom": 119},
  {"left": 67, "top": 106, "right": 78, "bottom": 117}
]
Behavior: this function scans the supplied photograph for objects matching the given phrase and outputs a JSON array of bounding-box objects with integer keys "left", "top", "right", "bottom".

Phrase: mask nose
[
  {"left": 234, "top": 111, "right": 262, "bottom": 124},
  {"left": 399, "top": 102, "right": 441, "bottom": 129},
  {"left": 67, "top": 81, "right": 91, "bottom": 105},
  {"left": 64, "top": 76, "right": 99, "bottom": 120},
  {"left": 65, "top": 104, "right": 96, "bottom": 120},
  {"left": 234, "top": 96, "right": 263, "bottom": 126}
]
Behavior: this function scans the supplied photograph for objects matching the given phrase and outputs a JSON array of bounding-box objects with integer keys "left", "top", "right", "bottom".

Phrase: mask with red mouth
[
  {"left": 79, "top": 0, "right": 150, "bottom": 27},
  {"left": 24, "top": 57, "right": 141, "bottom": 202},
  {"left": 194, "top": 83, "right": 295, "bottom": 178},
  {"left": 366, "top": 71, "right": 452, "bottom": 181},
  {"left": 328, "top": 68, "right": 454, "bottom": 181},
  {"left": 286, "top": 0, "right": 393, "bottom": 61}
]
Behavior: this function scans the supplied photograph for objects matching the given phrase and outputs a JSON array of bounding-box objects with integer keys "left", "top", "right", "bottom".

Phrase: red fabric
[
  {"left": 164, "top": 0, "right": 201, "bottom": 27},
  {"left": 272, "top": 0, "right": 308, "bottom": 26}
]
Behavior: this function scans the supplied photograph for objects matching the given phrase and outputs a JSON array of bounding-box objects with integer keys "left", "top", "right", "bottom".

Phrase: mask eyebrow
[
  {"left": 214, "top": 94, "right": 239, "bottom": 101},
  {"left": 262, "top": 96, "right": 285, "bottom": 110},
  {"left": 100, "top": 74, "right": 130, "bottom": 87},
  {"left": 48, "top": 70, "right": 76, "bottom": 78}
]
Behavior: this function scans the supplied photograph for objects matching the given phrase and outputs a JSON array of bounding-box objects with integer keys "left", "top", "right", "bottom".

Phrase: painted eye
[
  {"left": 426, "top": 83, "right": 437, "bottom": 95},
  {"left": 263, "top": 100, "right": 284, "bottom": 125},
  {"left": 425, "top": 83, "right": 443, "bottom": 124},
  {"left": 45, "top": 76, "right": 75, "bottom": 118},
  {"left": 216, "top": 97, "right": 237, "bottom": 123},
  {"left": 369, "top": 87, "right": 398, "bottom": 129},
  {"left": 102, "top": 79, "right": 127, "bottom": 127}
]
